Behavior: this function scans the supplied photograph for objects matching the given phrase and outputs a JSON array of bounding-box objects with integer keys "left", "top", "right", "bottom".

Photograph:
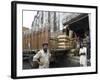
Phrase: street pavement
[
  {"left": 50, "top": 54, "right": 80, "bottom": 68},
  {"left": 23, "top": 54, "right": 80, "bottom": 69}
]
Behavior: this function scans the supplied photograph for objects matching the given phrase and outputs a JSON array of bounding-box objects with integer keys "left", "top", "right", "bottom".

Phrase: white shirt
[
  {"left": 79, "top": 47, "right": 87, "bottom": 66},
  {"left": 33, "top": 49, "right": 51, "bottom": 68},
  {"left": 79, "top": 47, "right": 87, "bottom": 55}
]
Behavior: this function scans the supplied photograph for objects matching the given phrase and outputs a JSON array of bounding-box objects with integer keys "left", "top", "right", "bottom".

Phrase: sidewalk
[{"left": 67, "top": 54, "right": 80, "bottom": 63}]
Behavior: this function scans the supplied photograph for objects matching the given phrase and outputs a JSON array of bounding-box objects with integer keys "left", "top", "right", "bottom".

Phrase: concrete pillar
[{"left": 88, "top": 14, "right": 91, "bottom": 34}]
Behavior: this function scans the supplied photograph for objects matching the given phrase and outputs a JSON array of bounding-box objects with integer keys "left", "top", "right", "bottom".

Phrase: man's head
[{"left": 42, "top": 43, "right": 48, "bottom": 52}]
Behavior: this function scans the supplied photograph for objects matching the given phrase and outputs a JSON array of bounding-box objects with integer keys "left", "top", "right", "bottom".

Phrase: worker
[
  {"left": 79, "top": 41, "right": 87, "bottom": 66},
  {"left": 33, "top": 43, "right": 51, "bottom": 69},
  {"left": 85, "top": 33, "right": 91, "bottom": 65}
]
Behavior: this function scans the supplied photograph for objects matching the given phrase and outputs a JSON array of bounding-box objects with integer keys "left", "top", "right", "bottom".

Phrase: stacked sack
[{"left": 57, "top": 34, "right": 71, "bottom": 49}]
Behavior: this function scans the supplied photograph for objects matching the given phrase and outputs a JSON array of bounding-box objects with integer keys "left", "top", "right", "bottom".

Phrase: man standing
[
  {"left": 33, "top": 43, "right": 51, "bottom": 69},
  {"left": 79, "top": 42, "right": 87, "bottom": 66}
]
